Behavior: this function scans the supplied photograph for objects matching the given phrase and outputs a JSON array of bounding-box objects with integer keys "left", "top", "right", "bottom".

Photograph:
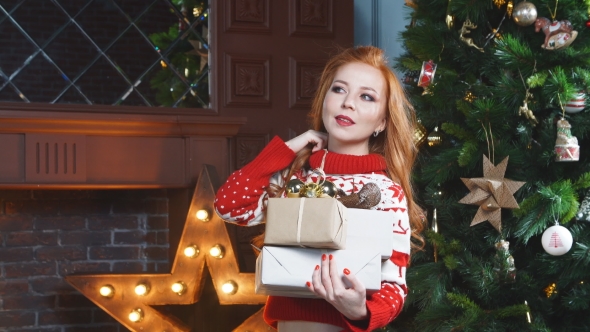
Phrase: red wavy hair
[{"left": 257, "top": 46, "right": 425, "bottom": 252}]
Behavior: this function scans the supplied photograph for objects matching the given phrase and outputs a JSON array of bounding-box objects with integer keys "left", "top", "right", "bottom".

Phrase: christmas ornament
[
  {"left": 427, "top": 126, "right": 443, "bottom": 147},
  {"left": 337, "top": 183, "right": 381, "bottom": 209},
  {"left": 554, "top": 118, "right": 579, "bottom": 162},
  {"left": 576, "top": 190, "right": 590, "bottom": 221},
  {"left": 464, "top": 91, "right": 476, "bottom": 102},
  {"left": 417, "top": 60, "right": 437, "bottom": 88},
  {"left": 493, "top": 0, "right": 507, "bottom": 8},
  {"left": 541, "top": 224, "right": 573, "bottom": 256},
  {"left": 414, "top": 120, "right": 428, "bottom": 147},
  {"left": 512, "top": 1, "right": 537, "bottom": 26},
  {"left": 564, "top": 92, "right": 586, "bottom": 113},
  {"left": 445, "top": 0, "right": 454, "bottom": 29},
  {"left": 493, "top": 240, "right": 516, "bottom": 283},
  {"left": 459, "top": 155, "right": 525, "bottom": 232},
  {"left": 286, "top": 151, "right": 337, "bottom": 198},
  {"left": 518, "top": 90, "right": 538, "bottom": 126},
  {"left": 286, "top": 179, "right": 305, "bottom": 197},
  {"left": 459, "top": 19, "right": 484, "bottom": 52},
  {"left": 534, "top": 18, "right": 577, "bottom": 50},
  {"left": 544, "top": 282, "right": 557, "bottom": 298}
]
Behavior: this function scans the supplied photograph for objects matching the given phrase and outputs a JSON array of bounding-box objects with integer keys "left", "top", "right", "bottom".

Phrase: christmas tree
[{"left": 395, "top": 0, "right": 590, "bottom": 331}]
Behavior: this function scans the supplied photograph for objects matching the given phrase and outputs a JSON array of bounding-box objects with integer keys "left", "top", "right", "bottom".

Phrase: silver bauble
[
  {"left": 513, "top": 1, "right": 537, "bottom": 27},
  {"left": 286, "top": 179, "right": 304, "bottom": 197},
  {"left": 321, "top": 180, "right": 337, "bottom": 198}
]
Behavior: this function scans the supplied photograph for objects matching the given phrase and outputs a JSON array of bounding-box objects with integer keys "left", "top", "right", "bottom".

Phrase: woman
[{"left": 215, "top": 46, "right": 424, "bottom": 331}]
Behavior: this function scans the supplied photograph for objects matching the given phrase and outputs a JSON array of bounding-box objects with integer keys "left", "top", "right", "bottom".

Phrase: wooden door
[{"left": 213, "top": 0, "right": 354, "bottom": 171}]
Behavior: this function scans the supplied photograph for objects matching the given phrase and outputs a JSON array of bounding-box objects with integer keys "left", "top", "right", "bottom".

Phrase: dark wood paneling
[
  {"left": 25, "top": 134, "right": 87, "bottom": 183},
  {"left": 86, "top": 136, "right": 184, "bottom": 185},
  {"left": 0, "top": 134, "right": 25, "bottom": 182}
]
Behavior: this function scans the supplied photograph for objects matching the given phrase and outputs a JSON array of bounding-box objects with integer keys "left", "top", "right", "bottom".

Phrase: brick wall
[{"left": 0, "top": 190, "right": 170, "bottom": 331}]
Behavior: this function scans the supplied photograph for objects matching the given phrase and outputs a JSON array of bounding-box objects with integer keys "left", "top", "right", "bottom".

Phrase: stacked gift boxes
[{"left": 255, "top": 197, "right": 394, "bottom": 298}]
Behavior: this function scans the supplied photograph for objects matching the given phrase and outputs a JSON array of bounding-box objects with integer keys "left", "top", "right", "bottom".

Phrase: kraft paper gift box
[
  {"left": 255, "top": 246, "right": 382, "bottom": 298},
  {"left": 264, "top": 197, "right": 347, "bottom": 249}
]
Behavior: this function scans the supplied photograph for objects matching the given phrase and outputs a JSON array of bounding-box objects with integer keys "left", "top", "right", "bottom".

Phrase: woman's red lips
[{"left": 335, "top": 115, "right": 355, "bottom": 126}]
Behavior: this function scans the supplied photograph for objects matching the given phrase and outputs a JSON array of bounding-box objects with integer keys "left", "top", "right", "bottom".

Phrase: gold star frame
[
  {"left": 66, "top": 165, "right": 267, "bottom": 331},
  {"left": 459, "top": 155, "right": 525, "bottom": 232}
]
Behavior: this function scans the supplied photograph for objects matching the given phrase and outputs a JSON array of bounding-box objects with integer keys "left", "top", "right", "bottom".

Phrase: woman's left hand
[{"left": 307, "top": 253, "right": 368, "bottom": 321}]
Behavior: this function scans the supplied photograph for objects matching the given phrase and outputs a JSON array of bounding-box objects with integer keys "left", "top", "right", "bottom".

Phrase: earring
[{"left": 373, "top": 130, "right": 379, "bottom": 137}]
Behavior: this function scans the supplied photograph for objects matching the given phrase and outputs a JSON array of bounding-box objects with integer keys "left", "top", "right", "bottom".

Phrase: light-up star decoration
[
  {"left": 459, "top": 155, "right": 525, "bottom": 232},
  {"left": 66, "top": 166, "right": 267, "bottom": 331}
]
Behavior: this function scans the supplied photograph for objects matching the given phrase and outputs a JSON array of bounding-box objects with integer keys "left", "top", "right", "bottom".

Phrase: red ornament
[
  {"left": 417, "top": 60, "right": 437, "bottom": 87},
  {"left": 586, "top": 20, "right": 590, "bottom": 28}
]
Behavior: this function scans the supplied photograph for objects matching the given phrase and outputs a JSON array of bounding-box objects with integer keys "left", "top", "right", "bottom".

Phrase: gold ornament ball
[
  {"left": 512, "top": 1, "right": 537, "bottom": 26},
  {"left": 414, "top": 121, "right": 428, "bottom": 147},
  {"left": 427, "top": 126, "right": 443, "bottom": 147}
]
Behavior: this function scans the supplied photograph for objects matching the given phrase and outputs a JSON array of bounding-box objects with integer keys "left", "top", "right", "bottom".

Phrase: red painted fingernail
[
  {"left": 322, "top": 254, "right": 326, "bottom": 261},
  {"left": 329, "top": 254, "right": 333, "bottom": 260},
  {"left": 315, "top": 265, "right": 320, "bottom": 270},
  {"left": 343, "top": 268, "right": 350, "bottom": 275},
  {"left": 306, "top": 281, "right": 311, "bottom": 287}
]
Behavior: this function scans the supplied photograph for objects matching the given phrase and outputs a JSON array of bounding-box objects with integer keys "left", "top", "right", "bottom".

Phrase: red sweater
[{"left": 215, "top": 136, "right": 410, "bottom": 332}]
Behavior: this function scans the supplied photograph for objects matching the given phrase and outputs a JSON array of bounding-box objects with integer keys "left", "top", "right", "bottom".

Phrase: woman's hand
[
  {"left": 285, "top": 130, "right": 328, "bottom": 154},
  {"left": 307, "top": 253, "right": 368, "bottom": 321}
]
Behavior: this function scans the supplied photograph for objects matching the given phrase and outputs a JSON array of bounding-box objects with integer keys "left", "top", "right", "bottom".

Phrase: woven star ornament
[{"left": 459, "top": 155, "right": 525, "bottom": 232}]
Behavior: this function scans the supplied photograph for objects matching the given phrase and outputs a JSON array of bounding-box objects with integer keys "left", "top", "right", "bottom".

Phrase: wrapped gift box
[
  {"left": 347, "top": 208, "right": 395, "bottom": 259},
  {"left": 255, "top": 246, "right": 382, "bottom": 298},
  {"left": 256, "top": 208, "right": 399, "bottom": 297},
  {"left": 264, "top": 197, "right": 347, "bottom": 249}
]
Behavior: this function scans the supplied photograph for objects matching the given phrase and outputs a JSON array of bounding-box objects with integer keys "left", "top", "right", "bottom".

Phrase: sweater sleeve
[
  {"left": 214, "top": 136, "right": 296, "bottom": 226},
  {"left": 343, "top": 182, "right": 411, "bottom": 332}
]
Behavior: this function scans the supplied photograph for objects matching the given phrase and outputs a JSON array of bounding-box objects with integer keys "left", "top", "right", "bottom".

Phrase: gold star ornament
[{"left": 459, "top": 155, "right": 525, "bottom": 232}]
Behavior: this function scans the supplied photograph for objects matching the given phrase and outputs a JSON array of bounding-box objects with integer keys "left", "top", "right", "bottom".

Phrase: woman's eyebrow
[{"left": 334, "top": 80, "right": 379, "bottom": 94}]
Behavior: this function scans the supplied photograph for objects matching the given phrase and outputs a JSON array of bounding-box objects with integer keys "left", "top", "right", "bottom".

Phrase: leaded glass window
[{"left": 0, "top": 0, "right": 210, "bottom": 108}]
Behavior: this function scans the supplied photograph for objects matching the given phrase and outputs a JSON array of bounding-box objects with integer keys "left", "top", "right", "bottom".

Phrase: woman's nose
[{"left": 341, "top": 95, "right": 355, "bottom": 110}]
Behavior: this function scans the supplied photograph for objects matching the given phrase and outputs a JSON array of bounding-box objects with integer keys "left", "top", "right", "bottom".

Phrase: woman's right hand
[{"left": 285, "top": 130, "right": 328, "bottom": 154}]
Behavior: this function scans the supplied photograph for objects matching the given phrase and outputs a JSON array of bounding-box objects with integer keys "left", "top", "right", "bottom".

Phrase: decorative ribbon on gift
[{"left": 287, "top": 150, "right": 338, "bottom": 198}]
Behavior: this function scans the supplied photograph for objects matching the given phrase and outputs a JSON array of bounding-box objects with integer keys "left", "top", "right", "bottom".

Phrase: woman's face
[{"left": 322, "top": 62, "right": 387, "bottom": 155}]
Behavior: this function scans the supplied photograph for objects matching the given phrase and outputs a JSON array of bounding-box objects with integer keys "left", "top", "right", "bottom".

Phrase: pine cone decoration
[{"left": 337, "top": 182, "right": 381, "bottom": 209}]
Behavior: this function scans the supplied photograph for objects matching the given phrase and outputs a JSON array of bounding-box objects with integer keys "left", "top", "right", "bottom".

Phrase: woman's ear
[{"left": 377, "top": 117, "right": 386, "bottom": 133}]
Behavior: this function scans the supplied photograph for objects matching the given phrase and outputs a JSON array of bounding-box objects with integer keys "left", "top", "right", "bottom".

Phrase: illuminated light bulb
[
  {"left": 209, "top": 244, "right": 224, "bottom": 258},
  {"left": 128, "top": 308, "right": 144, "bottom": 322},
  {"left": 196, "top": 209, "right": 209, "bottom": 222},
  {"left": 99, "top": 285, "right": 114, "bottom": 298},
  {"left": 135, "top": 283, "right": 150, "bottom": 296},
  {"left": 221, "top": 280, "right": 238, "bottom": 295},
  {"left": 184, "top": 245, "right": 199, "bottom": 258},
  {"left": 171, "top": 281, "right": 186, "bottom": 295}
]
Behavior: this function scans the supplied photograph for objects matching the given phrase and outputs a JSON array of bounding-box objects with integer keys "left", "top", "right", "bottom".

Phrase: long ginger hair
[{"left": 255, "top": 46, "right": 425, "bottom": 252}]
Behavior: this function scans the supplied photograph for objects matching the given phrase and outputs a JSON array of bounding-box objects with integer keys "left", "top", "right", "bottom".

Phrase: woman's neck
[{"left": 327, "top": 141, "right": 369, "bottom": 155}]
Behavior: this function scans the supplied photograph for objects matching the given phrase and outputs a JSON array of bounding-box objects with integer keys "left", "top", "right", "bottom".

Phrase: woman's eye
[
  {"left": 361, "top": 94, "right": 375, "bottom": 102},
  {"left": 332, "top": 86, "right": 345, "bottom": 93}
]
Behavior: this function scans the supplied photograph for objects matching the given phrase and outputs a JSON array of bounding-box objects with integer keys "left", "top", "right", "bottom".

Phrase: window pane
[{"left": 0, "top": 0, "right": 210, "bottom": 108}]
